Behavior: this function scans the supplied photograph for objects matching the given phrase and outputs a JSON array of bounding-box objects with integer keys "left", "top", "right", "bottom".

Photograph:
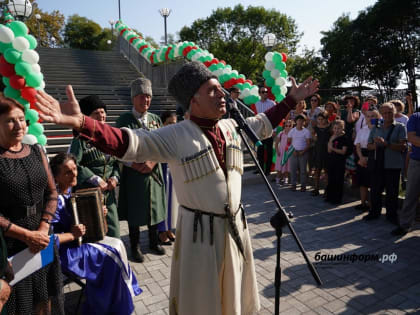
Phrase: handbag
[{"left": 367, "top": 124, "right": 395, "bottom": 171}]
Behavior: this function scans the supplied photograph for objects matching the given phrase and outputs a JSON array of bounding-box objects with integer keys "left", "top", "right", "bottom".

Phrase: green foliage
[
  {"left": 24, "top": 2, "right": 65, "bottom": 47},
  {"left": 179, "top": 4, "right": 301, "bottom": 83},
  {"left": 287, "top": 48, "right": 327, "bottom": 86},
  {"left": 320, "top": 0, "right": 419, "bottom": 102},
  {"left": 64, "top": 14, "right": 104, "bottom": 49}
]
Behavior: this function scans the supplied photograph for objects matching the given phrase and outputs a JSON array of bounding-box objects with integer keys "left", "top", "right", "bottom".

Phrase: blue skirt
[{"left": 59, "top": 237, "right": 142, "bottom": 315}]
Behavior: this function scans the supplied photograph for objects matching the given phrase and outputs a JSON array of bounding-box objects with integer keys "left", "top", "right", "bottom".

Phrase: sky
[{"left": 38, "top": 0, "right": 378, "bottom": 53}]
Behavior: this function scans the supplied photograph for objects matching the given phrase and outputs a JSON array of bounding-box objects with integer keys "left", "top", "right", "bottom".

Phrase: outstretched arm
[{"left": 36, "top": 86, "right": 129, "bottom": 158}]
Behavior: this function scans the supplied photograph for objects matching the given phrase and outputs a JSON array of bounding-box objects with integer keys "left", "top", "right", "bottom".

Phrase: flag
[{"left": 281, "top": 145, "right": 295, "bottom": 166}]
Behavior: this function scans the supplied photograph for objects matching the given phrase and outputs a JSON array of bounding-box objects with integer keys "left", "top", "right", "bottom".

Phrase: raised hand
[
  {"left": 36, "top": 85, "right": 83, "bottom": 129},
  {"left": 288, "top": 77, "right": 320, "bottom": 103}
]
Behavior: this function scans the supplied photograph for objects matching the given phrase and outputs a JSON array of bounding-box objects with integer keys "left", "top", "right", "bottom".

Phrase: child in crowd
[
  {"left": 288, "top": 115, "right": 312, "bottom": 192},
  {"left": 311, "top": 112, "right": 331, "bottom": 196},
  {"left": 325, "top": 101, "right": 339, "bottom": 122},
  {"left": 325, "top": 120, "right": 349, "bottom": 204},
  {"left": 274, "top": 120, "right": 293, "bottom": 185}
]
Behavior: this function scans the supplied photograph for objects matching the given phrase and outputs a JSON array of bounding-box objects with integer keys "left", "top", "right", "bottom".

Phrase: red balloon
[
  {"left": 119, "top": 28, "right": 127, "bottom": 36},
  {"left": 245, "top": 79, "right": 253, "bottom": 85},
  {"left": 209, "top": 58, "right": 219, "bottom": 66},
  {"left": 129, "top": 36, "right": 139, "bottom": 43},
  {"left": 204, "top": 61, "right": 212, "bottom": 67},
  {"left": 21, "top": 87, "right": 37, "bottom": 103},
  {"left": 219, "top": 60, "right": 226, "bottom": 65},
  {"left": 29, "top": 101, "right": 39, "bottom": 110},
  {"left": 139, "top": 45, "right": 148, "bottom": 53},
  {"left": 224, "top": 78, "right": 236, "bottom": 89},
  {"left": 149, "top": 51, "right": 155, "bottom": 63},
  {"left": 9, "top": 75, "right": 26, "bottom": 90},
  {"left": 281, "top": 53, "right": 287, "bottom": 62},
  {"left": 165, "top": 46, "right": 172, "bottom": 60},
  {"left": 182, "top": 46, "right": 193, "bottom": 56},
  {"left": 0, "top": 56, "right": 15, "bottom": 77},
  {"left": 236, "top": 78, "right": 245, "bottom": 84}
]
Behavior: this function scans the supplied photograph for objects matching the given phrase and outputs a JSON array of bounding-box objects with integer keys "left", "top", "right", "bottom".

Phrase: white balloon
[
  {"left": 232, "top": 70, "right": 238, "bottom": 76},
  {"left": 12, "top": 36, "right": 30, "bottom": 51},
  {"left": 213, "top": 69, "right": 224, "bottom": 76},
  {"left": 191, "top": 52, "right": 202, "bottom": 61},
  {"left": 240, "top": 88, "right": 251, "bottom": 99},
  {"left": 270, "top": 69, "right": 281, "bottom": 79},
  {"left": 281, "top": 86, "right": 287, "bottom": 95},
  {"left": 223, "top": 68, "right": 231, "bottom": 75},
  {"left": 0, "top": 25, "right": 14, "bottom": 43},
  {"left": 250, "top": 87, "right": 259, "bottom": 97},
  {"left": 265, "top": 61, "right": 275, "bottom": 71},
  {"left": 22, "top": 134, "right": 37, "bottom": 145},
  {"left": 32, "top": 63, "right": 41, "bottom": 73},
  {"left": 265, "top": 52, "right": 274, "bottom": 62},
  {"left": 21, "top": 49, "right": 39, "bottom": 64},
  {"left": 275, "top": 77, "right": 287, "bottom": 86}
]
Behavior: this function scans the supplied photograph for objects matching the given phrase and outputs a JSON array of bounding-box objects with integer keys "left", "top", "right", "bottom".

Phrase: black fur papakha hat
[
  {"left": 79, "top": 95, "right": 107, "bottom": 116},
  {"left": 168, "top": 62, "right": 217, "bottom": 111}
]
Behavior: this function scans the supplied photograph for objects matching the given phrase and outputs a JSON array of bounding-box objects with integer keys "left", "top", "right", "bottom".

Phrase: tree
[
  {"left": 287, "top": 48, "right": 327, "bottom": 86},
  {"left": 179, "top": 5, "right": 301, "bottom": 82},
  {"left": 160, "top": 33, "right": 177, "bottom": 45},
  {"left": 64, "top": 14, "right": 105, "bottom": 50},
  {"left": 20, "top": 1, "right": 65, "bottom": 47}
]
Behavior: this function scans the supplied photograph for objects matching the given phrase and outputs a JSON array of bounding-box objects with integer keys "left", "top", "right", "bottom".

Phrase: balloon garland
[
  {"left": 0, "top": 11, "right": 47, "bottom": 145},
  {"left": 115, "top": 21, "right": 292, "bottom": 107},
  {"left": 263, "top": 51, "right": 288, "bottom": 103}
]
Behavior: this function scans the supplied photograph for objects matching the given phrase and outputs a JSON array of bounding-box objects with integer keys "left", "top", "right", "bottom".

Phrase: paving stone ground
[{"left": 64, "top": 172, "right": 420, "bottom": 314}]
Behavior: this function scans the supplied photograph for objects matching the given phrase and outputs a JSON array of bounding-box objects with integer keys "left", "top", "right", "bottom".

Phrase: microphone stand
[{"left": 235, "top": 122, "right": 323, "bottom": 315}]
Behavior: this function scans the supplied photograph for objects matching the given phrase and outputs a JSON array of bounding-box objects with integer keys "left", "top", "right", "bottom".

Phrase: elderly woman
[
  {"left": 364, "top": 103, "right": 407, "bottom": 223},
  {"left": 69, "top": 95, "right": 121, "bottom": 238},
  {"left": 354, "top": 109, "right": 381, "bottom": 211},
  {"left": 0, "top": 95, "right": 63, "bottom": 314},
  {"left": 306, "top": 94, "right": 322, "bottom": 127},
  {"left": 50, "top": 152, "right": 142, "bottom": 315}
]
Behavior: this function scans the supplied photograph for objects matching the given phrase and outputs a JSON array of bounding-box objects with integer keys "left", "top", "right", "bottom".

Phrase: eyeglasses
[
  {"left": 310, "top": 99, "right": 318, "bottom": 102},
  {"left": 260, "top": 91, "right": 268, "bottom": 94},
  {"left": 231, "top": 91, "right": 240, "bottom": 94}
]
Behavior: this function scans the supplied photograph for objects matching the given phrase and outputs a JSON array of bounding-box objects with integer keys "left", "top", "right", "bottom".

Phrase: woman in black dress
[
  {"left": 0, "top": 95, "right": 64, "bottom": 314},
  {"left": 325, "top": 120, "right": 349, "bottom": 204}
]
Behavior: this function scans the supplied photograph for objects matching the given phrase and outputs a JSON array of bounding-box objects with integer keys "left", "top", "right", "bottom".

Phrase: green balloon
[
  {"left": 4, "top": 86, "right": 20, "bottom": 99},
  {"left": 24, "top": 34, "right": 37, "bottom": 50},
  {"left": 4, "top": 48, "right": 22, "bottom": 64},
  {"left": 239, "top": 74, "right": 246, "bottom": 80},
  {"left": 0, "top": 42, "right": 13, "bottom": 53},
  {"left": 243, "top": 83, "right": 252, "bottom": 90},
  {"left": 250, "top": 95, "right": 260, "bottom": 104},
  {"left": 16, "top": 96, "right": 29, "bottom": 106},
  {"left": 36, "top": 134, "right": 47, "bottom": 146},
  {"left": 271, "top": 85, "right": 281, "bottom": 95},
  {"left": 9, "top": 21, "right": 28, "bottom": 37},
  {"left": 219, "top": 74, "right": 229, "bottom": 84},
  {"left": 272, "top": 53, "right": 283, "bottom": 64},
  {"left": 280, "top": 70, "right": 288, "bottom": 78},
  {"left": 208, "top": 64, "right": 218, "bottom": 72},
  {"left": 234, "top": 83, "right": 244, "bottom": 90},
  {"left": 265, "top": 77, "right": 275, "bottom": 87},
  {"left": 28, "top": 122, "right": 44, "bottom": 136},
  {"left": 25, "top": 72, "right": 43, "bottom": 88},
  {"left": 2, "top": 77, "right": 10, "bottom": 87},
  {"left": 168, "top": 49, "right": 175, "bottom": 60},
  {"left": 243, "top": 95, "right": 254, "bottom": 105},
  {"left": 275, "top": 61, "right": 286, "bottom": 71},
  {"left": 15, "top": 61, "right": 32, "bottom": 77},
  {"left": 25, "top": 109, "right": 39, "bottom": 124},
  {"left": 276, "top": 94, "right": 285, "bottom": 102},
  {"left": 262, "top": 70, "right": 271, "bottom": 80},
  {"left": 186, "top": 50, "right": 197, "bottom": 60},
  {"left": 23, "top": 103, "right": 30, "bottom": 110}
]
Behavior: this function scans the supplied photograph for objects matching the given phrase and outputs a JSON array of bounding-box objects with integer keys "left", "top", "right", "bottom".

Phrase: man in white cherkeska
[{"left": 36, "top": 62, "right": 319, "bottom": 315}]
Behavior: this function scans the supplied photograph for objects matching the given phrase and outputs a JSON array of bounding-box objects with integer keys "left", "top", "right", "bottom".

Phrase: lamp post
[
  {"left": 50, "top": 36, "right": 56, "bottom": 48},
  {"left": 109, "top": 19, "right": 115, "bottom": 43},
  {"left": 118, "top": 0, "right": 121, "bottom": 21},
  {"left": 159, "top": 8, "right": 171, "bottom": 45},
  {"left": 262, "top": 33, "right": 277, "bottom": 51},
  {"left": 35, "top": 13, "right": 41, "bottom": 46},
  {"left": 7, "top": 0, "right": 32, "bottom": 21}
]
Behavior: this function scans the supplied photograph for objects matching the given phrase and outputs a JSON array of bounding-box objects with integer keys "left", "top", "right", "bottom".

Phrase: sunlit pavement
[{"left": 64, "top": 171, "right": 420, "bottom": 314}]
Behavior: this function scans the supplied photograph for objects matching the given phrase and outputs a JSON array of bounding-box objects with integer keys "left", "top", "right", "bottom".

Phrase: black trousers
[
  {"left": 257, "top": 137, "right": 273, "bottom": 175},
  {"left": 369, "top": 168, "right": 400, "bottom": 219},
  {"left": 326, "top": 157, "right": 346, "bottom": 203}
]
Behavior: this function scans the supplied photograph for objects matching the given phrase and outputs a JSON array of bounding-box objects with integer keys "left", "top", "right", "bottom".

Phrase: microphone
[{"left": 228, "top": 98, "right": 262, "bottom": 147}]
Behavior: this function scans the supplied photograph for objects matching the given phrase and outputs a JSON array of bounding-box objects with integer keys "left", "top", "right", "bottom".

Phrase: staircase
[{"left": 38, "top": 47, "right": 177, "bottom": 155}]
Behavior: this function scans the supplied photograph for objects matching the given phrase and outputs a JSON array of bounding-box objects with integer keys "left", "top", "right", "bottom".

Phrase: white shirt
[
  {"left": 355, "top": 112, "right": 368, "bottom": 135},
  {"left": 255, "top": 99, "right": 276, "bottom": 113},
  {"left": 354, "top": 126, "right": 371, "bottom": 149},
  {"left": 288, "top": 127, "right": 311, "bottom": 150}
]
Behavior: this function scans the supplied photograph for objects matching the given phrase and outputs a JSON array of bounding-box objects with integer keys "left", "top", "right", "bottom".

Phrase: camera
[{"left": 371, "top": 118, "right": 384, "bottom": 128}]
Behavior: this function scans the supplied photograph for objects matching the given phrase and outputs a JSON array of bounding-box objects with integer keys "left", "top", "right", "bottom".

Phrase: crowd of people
[
  {"left": 265, "top": 91, "right": 418, "bottom": 237},
  {"left": 0, "top": 58, "right": 417, "bottom": 315}
]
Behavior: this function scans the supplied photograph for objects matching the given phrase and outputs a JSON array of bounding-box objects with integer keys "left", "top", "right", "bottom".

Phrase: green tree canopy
[
  {"left": 64, "top": 14, "right": 106, "bottom": 50},
  {"left": 179, "top": 4, "right": 301, "bottom": 83}
]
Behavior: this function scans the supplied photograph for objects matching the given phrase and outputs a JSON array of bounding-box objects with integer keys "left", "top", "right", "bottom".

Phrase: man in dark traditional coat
[
  {"left": 70, "top": 95, "right": 121, "bottom": 237},
  {"left": 116, "top": 78, "right": 166, "bottom": 262}
]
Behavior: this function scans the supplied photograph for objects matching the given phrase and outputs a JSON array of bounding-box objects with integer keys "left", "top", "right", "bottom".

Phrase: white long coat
[{"left": 121, "top": 113, "right": 273, "bottom": 315}]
